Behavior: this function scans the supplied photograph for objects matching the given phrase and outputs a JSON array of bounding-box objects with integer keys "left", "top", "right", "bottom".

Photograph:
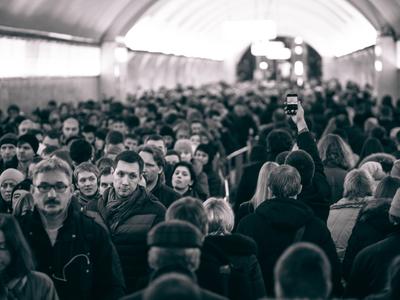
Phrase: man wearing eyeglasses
[{"left": 17, "top": 157, "right": 125, "bottom": 300}]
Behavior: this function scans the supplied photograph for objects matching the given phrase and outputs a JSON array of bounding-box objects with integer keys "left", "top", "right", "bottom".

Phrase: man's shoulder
[{"left": 201, "top": 288, "right": 229, "bottom": 300}]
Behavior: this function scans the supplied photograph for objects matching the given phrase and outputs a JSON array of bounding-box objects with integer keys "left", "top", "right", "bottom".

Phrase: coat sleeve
[
  {"left": 91, "top": 223, "right": 126, "bottom": 299},
  {"left": 344, "top": 249, "right": 372, "bottom": 299},
  {"left": 248, "top": 255, "right": 266, "bottom": 299}
]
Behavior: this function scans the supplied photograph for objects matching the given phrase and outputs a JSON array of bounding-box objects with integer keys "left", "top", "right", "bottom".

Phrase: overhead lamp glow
[
  {"left": 375, "top": 60, "right": 383, "bottom": 72},
  {"left": 259, "top": 61, "right": 268, "bottom": 70},
  {"left": 295, "top": 37, "right": 303, "bottom": 45},
  {"left": 266, "top": 47, "right": 291, "bottom": 60},
  {"left": 222, "top": 20, "right": 277, "bottom": 42},
  {"left": 251, "top": 41, "right": 284, "bottom": 56},
  {"left": 294, "top": 61, "right": 304, "bottom": 76},
  {"left": 297, "top": 78, "right": 304, "bottom": 86},
  {"left": 294, "top": 46, "right": 303, "bottom": 55},
  {"left": 375, "top": 45, "right": 382, "bottom": 57},
  {"left": 115, "top": 47, "right": 128, "bottom": 63}
]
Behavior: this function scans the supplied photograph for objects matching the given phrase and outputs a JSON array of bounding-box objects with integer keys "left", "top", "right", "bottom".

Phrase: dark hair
[
  {"left": 69, "top": 139, "right": 93, "bottom": 164},
  {"left": 375, "top": 176, "right": 400, "bottom": 199},
  {"left": 274, "top": 242, "right": 331, "bottom": 299},
  {"left": 42, "top": 145, "right": 59, "bottom": 156},
  {"left": 0, "top": 214, "right": 35, "bottom": 279},
  {"left": 82, "top": 125, "right": 97, "bottom": 134},
  {"left": 96, "top": 157, "right": 114, "bottom": 172},
  {"left": 171, "top": 161, "right": 197, "bottom": 186},
  {"left": 106, "top": 130, "right": 124, "bottom": 145},
  {"left": 166, "top": 197, "right": 208, "bottom": 235},
  {"left": 145, "top": 134, "right": 164, "bottom": 143},
  {"left": 138, "top": 145, "right": 165, "bottom": 169},
  {"left": 73, "top": 162, "right": 99, "bottom": 183},
  {"left": 114, "top": 150, "right": 144, "bottom": 173},
  {"left": 99, "top": 166, "right": 113, "bottom": 177},
  {"left": 266, "top": 129, "right": 293, "bottom": 160}
]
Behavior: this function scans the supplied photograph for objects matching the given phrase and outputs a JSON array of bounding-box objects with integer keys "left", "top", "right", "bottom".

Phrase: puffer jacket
[
  {"left": 98, "top": 186, "right": 165, "bottom": 293},
  {"left": 327, "top": 197, "right": 372, "bottom": 261}
]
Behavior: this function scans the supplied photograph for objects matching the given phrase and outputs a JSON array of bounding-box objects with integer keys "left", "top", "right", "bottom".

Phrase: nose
[
  {"left": 47, "top": 188, "right": 57, "bottom": 197},
  {"left": 121, "top": 175, "right": 129, "bottom": 185}
]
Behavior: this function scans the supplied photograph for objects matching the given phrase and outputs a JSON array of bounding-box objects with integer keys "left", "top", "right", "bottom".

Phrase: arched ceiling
[{"left": 0, "top": 0, "right": 399, "bottom": 57}]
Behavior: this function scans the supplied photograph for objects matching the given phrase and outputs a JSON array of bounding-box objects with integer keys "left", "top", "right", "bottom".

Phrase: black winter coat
[
  {"left": 150, "top": 177, "right": 180, "bottom": 208},
  {"left": 196, "top": 234, "right": 266, "bottom": 300},
  {"left": 345, "top": 228, "right": 400, "bottom": 299},
  {"left": 237, "top": 197, "right": 342, "bottom": 297},
  {"left": 98, "top": 186, "right": 165, "bottom": 293},
  {"left": 343, "top": 199, "right": 396, "bottom": 280},
  {"left": 296, "top": 130, "right": 331, "bottom": 223},
  {"left": 18, "top": 204, "right": 125, "bottom": 300}
]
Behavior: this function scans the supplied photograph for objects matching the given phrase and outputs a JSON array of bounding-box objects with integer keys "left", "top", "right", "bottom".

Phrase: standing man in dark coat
[
  {"left": 138, "top": 145, "right": 180, "bottom": 208},
  {"left": 18, "top": 157, "right": 125, "bottom": 300},
  {"left": 97, "top": 150, "right": 166, "bottom": 293},
  {"left": 237, "top": 165, "right": 342, "bottom": 297}
]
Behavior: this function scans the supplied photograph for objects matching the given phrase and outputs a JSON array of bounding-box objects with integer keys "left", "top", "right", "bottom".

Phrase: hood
[
  {"left": 205, "top": 234, "right": 257, "bottom": 256},
  {"left": 359, "top": 198, "right": 395, "bottom": 232},
  {"left": 255, "top": 197, "right": 314, "bottom": 229}
]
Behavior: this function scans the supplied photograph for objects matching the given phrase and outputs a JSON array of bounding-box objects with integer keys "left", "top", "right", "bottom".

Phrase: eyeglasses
[{"left": 34, "top": 183, "right": 69, "bottom": 193}]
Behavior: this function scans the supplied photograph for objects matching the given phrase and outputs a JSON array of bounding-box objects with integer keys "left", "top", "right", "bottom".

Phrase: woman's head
[
  {"left": 0, "top": 169, "right": 25, "bottom": 202},
  {"left": 174, "top": 139, "right": 193, "bottom": 162},
  {"left": 0, "top": 214, "right": 34, "bottom": 279},
  {"left": 11, "top": 179, "right": 33, "bottom": 216},
  {"left": 251, "top": 161, "right": 279, "bottom": 208},
  {"left": 171, "top": 161, "right": 196, "bottom": 194},
  {"left": 343, "top": 169, "right": 373, "bottom": 199},
  {"left": 203, "top": 198, "right": 234, "bottom": 235},
  {"left": 317, "top": 134, "right": 355, "bottom": 170}
]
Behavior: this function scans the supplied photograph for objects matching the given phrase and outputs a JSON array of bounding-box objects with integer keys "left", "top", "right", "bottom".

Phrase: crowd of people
[{"left": 0, "top": 78, "right": 399, "bottom": 299}]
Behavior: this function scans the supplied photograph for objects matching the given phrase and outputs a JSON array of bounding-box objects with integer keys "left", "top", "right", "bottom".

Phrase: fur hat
[
  {"left": 285, "top": 150, "right": 315, "bottom": 186},
  {"left": 0, "top": 133, "right": 18, "bottom": 147},
  {"left": 147, "top": 220, "right": 203, "bottom": 249},
  {"left": 0, "top": 168, "right": 25, "bottom": 186},
  {"left": 69, "top": 139, "right": 93, "bottom": 164},
  {"left": 360, "top": 161, "right": 385, "bottom": 181},
  {"left": 17, "top": 134, "right": 39, "bottom": 153}
]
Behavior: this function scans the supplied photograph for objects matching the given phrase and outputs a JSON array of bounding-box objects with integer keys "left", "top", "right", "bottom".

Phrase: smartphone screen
[{"left": 285, "top": 94, "right": 298, "bottom": 115}]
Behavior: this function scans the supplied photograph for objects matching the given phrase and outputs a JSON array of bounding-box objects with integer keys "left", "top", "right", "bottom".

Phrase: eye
[
  {"left": 129, "top": 173, "right": 137, "bottom": 179},
  {"left": 117, "top": 172, "right": 124, "bottom": 177}
]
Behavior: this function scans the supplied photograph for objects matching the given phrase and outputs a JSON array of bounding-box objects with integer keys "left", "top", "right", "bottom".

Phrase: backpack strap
[{"left": 293, "top": 225, "right": 306, "bottom": 243}]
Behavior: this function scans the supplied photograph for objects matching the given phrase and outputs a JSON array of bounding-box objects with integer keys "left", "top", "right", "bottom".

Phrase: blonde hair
[
  {"left": 343, "top": 169, "right": 373, "bottom": 199},
  {"left": 250, "top": 161, "right": 279, "bottom": 209},
  {"left": 318, "top": 134, "right": 356, "bottom": 170},
  {"left": 203, "top": 197, "right": 234, "bottom": 235}
]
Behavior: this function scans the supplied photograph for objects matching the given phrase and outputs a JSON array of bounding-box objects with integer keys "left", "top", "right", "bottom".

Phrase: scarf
[
  {"left": 75, "top": 190, "right": 101, "bottom": 208},
  {"left": 102, "top": 186, "right": 148, "bottom": 232}
]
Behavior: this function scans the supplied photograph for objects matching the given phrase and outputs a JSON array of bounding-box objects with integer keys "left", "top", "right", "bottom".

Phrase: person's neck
[
  {"left": 147, "top": 177, "right": 159, "bottom": 192},
  {"left": 38, "top": 208, "right": 68, "bottom": 230},
  {"left": 174, "top": 186, "right": 189, "bottom": 195}
]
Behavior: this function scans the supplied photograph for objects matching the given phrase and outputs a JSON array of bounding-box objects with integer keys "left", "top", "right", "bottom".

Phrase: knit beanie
[
  {"left": 0, "top": 133, "right": 18, "bottom": 147},
  {"left": 285, "top": 150, "right": 315, "bottom": 186},
  {"left": 389, "top": 188, "right": 400, "bottom": 218},
  {"left": 147, "top": 220, "right": 203, "bottom": 248},
  {"left": 17, "top": 134, "right": 39, "bottom": 153},
  {"left": 0, "top": 168, "right": 25, "bottom": 186}
]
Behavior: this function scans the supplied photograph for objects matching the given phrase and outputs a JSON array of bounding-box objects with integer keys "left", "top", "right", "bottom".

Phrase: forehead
[
  {"left": 18, "top": 142, "right": 33, "bottom": 149},
  {"left": 175, "top": 166, "right": 190, "bottom": 173},
  {"left": 139, "top": 151, "right": 156, "bottom": 162},
  {"left": 77, "top": 171, "right": 96, "bottom": 179},
  {"left": 147, "top": 139, "right": 164, "bottom": 146},
  {"left": 0, "top": 144, "right": 15, "bottom": 148},
  {"left": 100, "top": 174, "right": 114, "bottom": 181},
  {"left": 115, "top": 161, "right": 140, "bottom": 173},
  {"left": 64, "top": 119, "right": 78, "bottom": 127},
  {"left": 34, "top": 170, "right": 70, "bottom": 184},
  {"left": 1, "top": 179, "right": 17, "bottom": 185}
]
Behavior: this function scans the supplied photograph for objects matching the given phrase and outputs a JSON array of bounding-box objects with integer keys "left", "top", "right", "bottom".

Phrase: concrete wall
[{"left": 0, "top": 76, "right": 99, "bottom": 113}]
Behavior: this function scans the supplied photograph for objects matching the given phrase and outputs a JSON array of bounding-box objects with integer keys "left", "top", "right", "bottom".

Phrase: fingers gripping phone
[{"left": 285, "top": 94, "right": 298, "bottom": 116}]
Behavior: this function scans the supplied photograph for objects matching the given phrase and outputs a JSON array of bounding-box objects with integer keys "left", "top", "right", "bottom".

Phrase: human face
[
  {"left": 139, "top": 151, "right": 161, "bottom": 187},
  {"left": 12, "top": 189, "right": 29, "bottom": 207},
  {"left": 0, "top": 144, "right": 16, "bottom": 162},
  {"left": 165, "top": 154, "right": 180, "bottom": 165},
  {"left": 176, "top": 130, "right": 189, "bottom": 140},
  {"left": 82, "top": 132, "right": 95, "bottom": 145},
  {"left": 172, "top": 166, "right": 193, "bottom": 192},
  {"left": 146, "top": 140, "right": 166, "bottom": 155},
  {"left": 0, "top": 230, "right": 11, "bottom": 273},
  {"left": 124, "top": 138, "right": 139, "bottom": 151},
  {"left": 113, "top": 161, "right": 141, "bottom": 197},
  {"left": 32, "top": 170, "right": 72, "bottom": 217},
  {"left": 195, "top": 150, "right": 209, "bottom": 166},
  {"left": 111, "top": 122, "right": 127, "bottom": 134},
  {"left": 99, "top": 174, "right": 113, "bottom": 196},
  {"left": 16, "top": 143, "right": 35, "bottom": 163},
  {"left": 0, "top": 180, "right": 17, "bottom": 202},
  {"left": 190, "top": 135, "right": 201, "bottom": 148},
  {"left": 191, "top": 122, "right": 203, "bottom": 135},
  {"left": 62, "top": 119, "right": 79, "bottom": 139},
  {"left": 163, "top": 136, "right": 174, "bottom": 149},
  {"left": 77, "top": 171, "right": 98, "bottom": 197},
  {"left": 178, "top": 149, "right": 192, "bottom": 162},
  {"left": 18, "top": 121, "right": 32, "bottom": 136}
]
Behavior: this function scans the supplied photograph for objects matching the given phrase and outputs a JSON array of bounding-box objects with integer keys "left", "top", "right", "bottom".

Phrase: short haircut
[
  {"left": 69, "top": 139, "right": 93, "bottom": 164},
  {"left": 171, "top": 161, "right": 197, "bottom": 186},
  {"left": 145, "top": 134, "right": 164, "bottom": 143},
  {"left": 268, "top": 165, "right": 301, "bottom": 198},
  {"left": 106, "top": 130, "right": 124, "bottom": 145},
  {"left": 138, "top": 145, "right": 165, "bottom": 169},
  {"left": 0, "top": 214, "right": 34, "bottom": 279},
  {"left": 42, "top": 145, "right": 59, "bottom": 156},
  {"left": 73, "top": 162, "right": 99, "bottom": 183},
  {"left": 99, "top": 166, "right": 113, "bottom": 177},
  {"left": 96, "top": 157, "right": 114, "bottom": 171},
  {"left": 33, "top": 157, "right": 72, "bottom": 183},
  {"left": 148, "top": 247, "right": 201, "bottom": 272},
  {"left": 274, "top": 242, "right": 332, "bottom": 299},
  {"left": 143, "top": 273, "right": 201, "bottom": 300},
  {"left": 114, "top": 150, "right": 144, "bottom": 173},
  {"left": 203, "top": 198, "right": 234, "bottom": 234},
  {"left": 343, "top": 169, "right": 373, "bottom": 199},
  {"left": 266, "top": 129, "right": 293, "bottom": 159},
  {"left": 82, "top": 125, "right": 96, "bottom": 133},
  {"left": 166, "top": 197, "right": 209, "bottom": 235}
]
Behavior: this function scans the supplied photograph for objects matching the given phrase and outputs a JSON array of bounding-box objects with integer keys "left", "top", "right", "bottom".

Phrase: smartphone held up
[{"left": 284, "top": 94, "right": 298, "bottom": 116}]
